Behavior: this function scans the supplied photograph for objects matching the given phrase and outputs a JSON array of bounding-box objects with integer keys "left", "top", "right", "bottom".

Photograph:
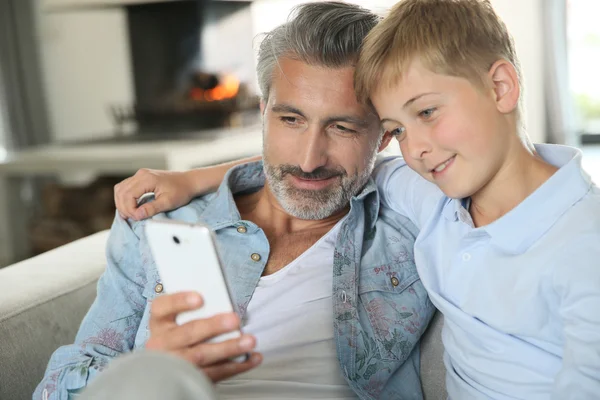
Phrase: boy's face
[{"left": 372, "top": 58, "right": 512, "bottom": 199}]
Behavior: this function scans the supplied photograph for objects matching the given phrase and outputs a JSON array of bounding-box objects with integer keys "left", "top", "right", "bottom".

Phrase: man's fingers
[
  {"left": 203, "top": 352, "right": 263, "bottom": 382},
  {"left": 187, "top": 334, "right": 256, "bottom": 366},
  {"left": 149, "top": 292, "right": 204, "bottom": 329},
  {"left": 160, "top": 313, "right": 241, "bottom": 350}
]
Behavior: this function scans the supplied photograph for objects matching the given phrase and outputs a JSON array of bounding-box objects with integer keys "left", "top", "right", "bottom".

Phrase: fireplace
[{"left": 111, "top": 0, "right": 260, "bottom": 136}]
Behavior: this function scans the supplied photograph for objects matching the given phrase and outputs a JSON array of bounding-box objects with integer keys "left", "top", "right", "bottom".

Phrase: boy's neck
[{"left": 469, "top": 143, "right": 558, "bottom": 227}]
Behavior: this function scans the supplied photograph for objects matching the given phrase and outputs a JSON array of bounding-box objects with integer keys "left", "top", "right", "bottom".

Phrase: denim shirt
[{"left": 35, "top": 161, "right": 434, "bottom": 400}]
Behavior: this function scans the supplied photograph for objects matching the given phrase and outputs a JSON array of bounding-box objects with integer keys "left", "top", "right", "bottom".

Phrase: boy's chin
[{"left": 435, "top": 181, "right": 477, "bottom": 201}]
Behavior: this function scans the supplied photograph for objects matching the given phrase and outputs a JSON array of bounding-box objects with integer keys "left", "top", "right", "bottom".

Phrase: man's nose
[{"left": 298, "top": 125, "right": 328, "bottom": 173}]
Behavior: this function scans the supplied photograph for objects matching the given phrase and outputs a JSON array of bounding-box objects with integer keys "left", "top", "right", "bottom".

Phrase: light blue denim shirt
[
  {"left": 35, "top": 161, "right": 434, "bottom": 400},
  {"left": 374, "top": 144, "right": 600, "bottom": 399}
]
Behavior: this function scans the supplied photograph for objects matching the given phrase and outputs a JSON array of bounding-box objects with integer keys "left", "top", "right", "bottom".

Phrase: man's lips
[{"left": 289, "top": 175, "right": 338, "bottom": 190}]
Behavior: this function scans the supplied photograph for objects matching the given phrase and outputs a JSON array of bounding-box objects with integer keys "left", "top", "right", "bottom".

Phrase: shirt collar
[
  {"left": 199, "top": 160, "right": 380, "bottom": 231},
  {"left": 443, "top": 144, "right": 593, "bottom": 254},
  {"left": 199, "top": 161, "right": 265, "bottom": 230}
]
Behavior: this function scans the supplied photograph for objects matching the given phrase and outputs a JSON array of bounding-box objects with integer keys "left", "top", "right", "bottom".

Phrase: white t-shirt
[{"left": 217, "top": 220, "right": 357, "bottom": 399}]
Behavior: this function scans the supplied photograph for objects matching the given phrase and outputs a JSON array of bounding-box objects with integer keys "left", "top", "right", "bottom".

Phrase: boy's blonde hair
[{"left": 355, "top": 0, "right": 525, "bottom": 129}]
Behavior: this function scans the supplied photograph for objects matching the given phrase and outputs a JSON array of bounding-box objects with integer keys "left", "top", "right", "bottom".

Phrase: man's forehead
[{"left": 273, "top": 58, "right": 355, "bottom": 91}]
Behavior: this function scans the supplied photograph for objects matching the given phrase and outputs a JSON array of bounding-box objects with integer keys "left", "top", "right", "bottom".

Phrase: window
[{"left": 568, "top": 0, "right": 600, "bottom": 140}]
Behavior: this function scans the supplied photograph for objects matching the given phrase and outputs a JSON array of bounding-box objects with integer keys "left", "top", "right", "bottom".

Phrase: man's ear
[
  {"left": 488, "top": 59, "right": 520, "bottom": 115},
  {"left": 260, "top": 100, "right": 266, "bottom": 115},
  {"left": 377, "top": 130, "right": 394, "bottom": 152}
]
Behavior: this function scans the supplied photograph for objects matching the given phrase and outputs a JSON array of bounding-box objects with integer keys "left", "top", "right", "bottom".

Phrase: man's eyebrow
[
  {"left": 271, "top": 104, "right": 305, "bottom": 117},
  {"left": 324, "top": 115, "right": 371, "bottom": 129},
  {"left": 271, "top": 104, "right": 371, "bottom": 129}
]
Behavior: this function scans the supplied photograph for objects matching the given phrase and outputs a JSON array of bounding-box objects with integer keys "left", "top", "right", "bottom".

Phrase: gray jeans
[{"left": 80, "top": 351, "right": 218, "bottom": 400}]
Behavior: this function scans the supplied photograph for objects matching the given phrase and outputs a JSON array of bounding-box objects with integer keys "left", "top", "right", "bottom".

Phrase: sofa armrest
[{"left": 0, "top": 230, "right": 109, "bottom": 400}]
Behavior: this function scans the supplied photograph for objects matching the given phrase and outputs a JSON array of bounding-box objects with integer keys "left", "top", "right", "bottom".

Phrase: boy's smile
[{"left": 372, "top": 58, "right": 514, "bottom": 200}]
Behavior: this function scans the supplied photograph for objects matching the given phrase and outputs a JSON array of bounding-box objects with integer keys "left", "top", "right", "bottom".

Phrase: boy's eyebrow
[{"left": 402, "top": 92, "right": 440, "bottom": 109}]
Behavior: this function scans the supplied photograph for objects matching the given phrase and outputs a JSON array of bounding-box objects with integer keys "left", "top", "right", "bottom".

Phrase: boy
[
  {"left": 355, "top": 1, "right": 600, "bottom": 398},
  {"left": 115, "top": 1, "right": 600, "bottom": 398}
]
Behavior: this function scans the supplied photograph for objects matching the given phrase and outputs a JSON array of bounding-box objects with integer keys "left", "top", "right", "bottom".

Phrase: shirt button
[
  {"left": 340, "top": 290, "right": 347, "bottom": 303},
  {"left": 251, "top": 253, "right": 261, "bottom": 262},
  {"left": 237, "top": 226, "right": 247, "bottom": 234},
  {"left": 390, "top": 277, "right": 400, "bottom": 287},
  {"left": 154, "top": 283, "right": 164, "bottom": 293},
  {"left": 462, "top": 253, "right": 471, "bottom": 262}
]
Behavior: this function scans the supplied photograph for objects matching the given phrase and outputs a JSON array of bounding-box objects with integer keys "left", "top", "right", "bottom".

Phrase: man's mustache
[{"left": 278, "top": 165, "right": 346, "bottom": 180}]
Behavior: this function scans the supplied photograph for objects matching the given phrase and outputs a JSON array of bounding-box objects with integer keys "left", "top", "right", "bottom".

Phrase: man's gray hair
[{"left": 256, "top": 1, "right": 381, "bottom": 101}]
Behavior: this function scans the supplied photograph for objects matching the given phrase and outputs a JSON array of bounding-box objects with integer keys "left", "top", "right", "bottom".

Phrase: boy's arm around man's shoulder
[
  {"left": 373, "top": 155, "right": 444, "bottom": 229},
  {"left": 33, "top": 214, "right": 149, "bottom": 400}
]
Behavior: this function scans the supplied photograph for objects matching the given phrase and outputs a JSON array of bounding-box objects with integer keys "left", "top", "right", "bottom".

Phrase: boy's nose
[{"left": 405, "top": 130, "right": 432, "bottom": 161}]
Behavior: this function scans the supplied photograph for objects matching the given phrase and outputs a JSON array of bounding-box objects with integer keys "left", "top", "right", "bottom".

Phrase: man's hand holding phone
[{"left": 145, "top": 291, "right": 262, "bottom": 382}]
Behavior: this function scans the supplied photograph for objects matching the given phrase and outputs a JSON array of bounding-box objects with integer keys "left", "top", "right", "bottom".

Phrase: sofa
[{"left": 0, "top": 231, "right": 447, "bottom": 400}]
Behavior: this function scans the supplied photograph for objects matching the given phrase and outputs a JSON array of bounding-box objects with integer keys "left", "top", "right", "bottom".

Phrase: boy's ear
[
  {"left": 488, "top": 59, "right": 520, "bottom": 115},
  {"left": 377, "top": 130, "right": 394, "bottom": 152}
]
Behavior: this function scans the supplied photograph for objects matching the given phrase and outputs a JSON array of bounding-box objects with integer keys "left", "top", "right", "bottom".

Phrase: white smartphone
[{"left": 145, "top": 219, "right": 247, "bottom": 361}]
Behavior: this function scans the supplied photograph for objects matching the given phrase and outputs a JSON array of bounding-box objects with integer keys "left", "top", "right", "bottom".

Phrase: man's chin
[{"left": 279, "top": 197, "right": 343, "bottom": 220}]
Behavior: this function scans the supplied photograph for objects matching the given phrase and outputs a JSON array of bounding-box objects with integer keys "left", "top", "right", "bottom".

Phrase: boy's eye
[
  {"left": 419, "top": 108, "right": 437, "bottom": 119},
  {"left": 389, "top": 126, "right": 406, "bottom": 137}
]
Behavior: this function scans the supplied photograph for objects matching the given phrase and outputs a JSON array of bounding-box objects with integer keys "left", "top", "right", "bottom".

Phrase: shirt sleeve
[
  {"left": 373, "top": 155, "right": 444, "bottom": 229},
  {"left": 552, "top": 245, "right": 600, "bottom": 399},
  {"left": 33, "top": 214, "right": 148, "bottom": 400}
]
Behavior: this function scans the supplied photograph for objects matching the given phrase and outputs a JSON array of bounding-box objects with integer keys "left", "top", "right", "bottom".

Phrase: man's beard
[{"left": 263, "top": 160, "right": 374, "bottom": 220}]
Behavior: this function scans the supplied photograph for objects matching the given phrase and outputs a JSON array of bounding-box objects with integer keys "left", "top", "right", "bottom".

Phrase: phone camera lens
[{"left": 173, "top": 236, "right": 180, "bottom": 244}]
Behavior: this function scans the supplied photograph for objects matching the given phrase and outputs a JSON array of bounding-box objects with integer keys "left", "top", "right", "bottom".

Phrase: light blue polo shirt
[{"left": 375, "top": 144, "right": 600, "bottom": 399}]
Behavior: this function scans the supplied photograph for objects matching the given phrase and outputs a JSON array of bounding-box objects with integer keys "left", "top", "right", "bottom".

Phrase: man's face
[{"left": 262, "top": 57, "right": 387, "bottom": 220}]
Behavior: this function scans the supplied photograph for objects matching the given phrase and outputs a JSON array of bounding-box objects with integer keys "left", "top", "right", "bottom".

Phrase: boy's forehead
[{"left": 374, "top": 58, "right": 462, "bottom": 104}]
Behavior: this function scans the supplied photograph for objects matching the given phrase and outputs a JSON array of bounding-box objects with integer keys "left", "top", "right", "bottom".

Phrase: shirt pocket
[{"left": 358, "top": 262, "right": 421, "bottom": 361}]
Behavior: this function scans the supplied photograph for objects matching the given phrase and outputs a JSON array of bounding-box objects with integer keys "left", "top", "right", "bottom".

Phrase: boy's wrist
[{"left": 186, "top": 167, "right": 220, "bottom": 197}]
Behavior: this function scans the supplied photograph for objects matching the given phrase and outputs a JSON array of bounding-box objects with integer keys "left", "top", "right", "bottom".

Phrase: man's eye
[
  {"left": 281, "top": 116, "right": 297, "bottom": 124},
  {"left": 419, "top": 108, "right": 437, "bottom": 119},
  {"left": 334, "top": 124, "right": 355, "bottom": 133}
]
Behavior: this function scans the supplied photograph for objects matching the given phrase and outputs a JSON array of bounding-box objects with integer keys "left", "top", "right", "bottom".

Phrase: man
[{"left": 35, "top": 2, "right": 434, "bottom": 399}]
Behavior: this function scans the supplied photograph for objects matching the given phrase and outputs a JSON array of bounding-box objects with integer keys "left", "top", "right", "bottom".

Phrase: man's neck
[{"left": 235, "top": 184, "right": 349, "bottom": 237}]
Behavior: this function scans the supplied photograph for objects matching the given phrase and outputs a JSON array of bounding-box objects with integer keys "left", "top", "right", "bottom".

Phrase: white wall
[
  {"left": 0, "top": 63, "right": 9, "bottom": 267},
  {"left": 492, "top": 0, "right": 546, "bottom": 143},
  {"left": 38, "top": 9, "right": 135, "bottom": 142}
]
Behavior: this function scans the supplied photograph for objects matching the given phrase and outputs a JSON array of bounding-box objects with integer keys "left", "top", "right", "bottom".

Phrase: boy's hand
[
  {"left": 114, "top": 169, "right": 196, "bottom": 220},
  {"left": 145, "top": 291, "right": 262, "bottom": 382}
]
